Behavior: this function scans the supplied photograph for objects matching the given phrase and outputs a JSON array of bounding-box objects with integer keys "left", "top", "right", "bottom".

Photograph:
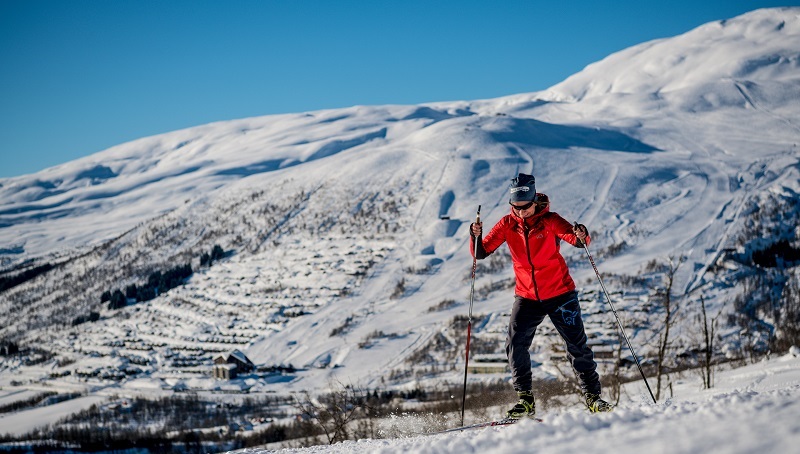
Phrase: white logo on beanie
[{"left": 510, "top": 186, "right": 530, "bottom": 193}]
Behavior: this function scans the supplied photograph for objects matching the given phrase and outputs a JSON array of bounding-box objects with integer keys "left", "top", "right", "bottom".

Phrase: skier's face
[{"left": 511, "top": 201, "right": 536, "bottom": 218}]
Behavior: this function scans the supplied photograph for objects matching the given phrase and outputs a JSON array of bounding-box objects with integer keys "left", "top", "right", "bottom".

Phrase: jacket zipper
[{"left": 523, "top": 224, "right": 542, "bottom": 301}]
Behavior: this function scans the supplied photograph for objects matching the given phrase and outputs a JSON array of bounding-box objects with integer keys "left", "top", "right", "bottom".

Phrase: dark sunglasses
[{"left": 510, "top": 200, "right": 536, "bottom": 210}]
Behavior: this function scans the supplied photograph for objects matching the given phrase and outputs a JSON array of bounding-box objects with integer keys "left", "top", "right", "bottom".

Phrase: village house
[{"left": 212, "top": 349, "right": 255, "bottom": 380}]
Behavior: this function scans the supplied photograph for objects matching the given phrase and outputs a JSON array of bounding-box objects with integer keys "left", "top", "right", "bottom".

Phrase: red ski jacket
[{"left": 470, "top": 194, "right": 590, "bottom": 301}]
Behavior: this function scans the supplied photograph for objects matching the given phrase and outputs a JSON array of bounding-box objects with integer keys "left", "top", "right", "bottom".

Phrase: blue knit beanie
[{"left": 509, "top": 173, "right": 537, "bottom": 203}]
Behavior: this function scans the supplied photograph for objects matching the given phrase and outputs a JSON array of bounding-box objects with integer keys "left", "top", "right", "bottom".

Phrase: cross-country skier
[{"left": 470, "top": 173, "right": 613, "bottom": 419}]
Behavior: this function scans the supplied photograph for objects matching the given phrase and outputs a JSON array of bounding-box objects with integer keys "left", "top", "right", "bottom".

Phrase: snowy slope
[
  {"left": 263, "top": 350, "right": 800, "bottom": 453},
  {"left": 543, "top": 7, "right": 800, "bottom": 100},
  {"left": 1, "top": 7, "right": 800, "bottom": 443}
]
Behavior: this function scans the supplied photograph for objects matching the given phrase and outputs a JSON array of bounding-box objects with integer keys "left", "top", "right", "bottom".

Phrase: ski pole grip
[
  {"left": 573, "top": 221, "right": 585, "bottom": 247},
  {"left": 476, "top": 205, "right": 481, "bottom": 224}
]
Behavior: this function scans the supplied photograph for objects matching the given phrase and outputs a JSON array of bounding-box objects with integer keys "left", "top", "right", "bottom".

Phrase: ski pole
[
  {"left": 461, "top": 205, "right": 481, "bottom": 426},
  {"left": 575, "top": 223, "right": 657, "bottom": 404}
]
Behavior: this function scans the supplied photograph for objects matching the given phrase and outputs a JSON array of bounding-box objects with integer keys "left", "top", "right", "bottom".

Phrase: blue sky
[{"left": 1, "top": 0, "right": 797, "bottom": 178}]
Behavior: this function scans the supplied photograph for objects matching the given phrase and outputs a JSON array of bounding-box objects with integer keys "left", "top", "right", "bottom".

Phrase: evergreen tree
[
  {"left": 126, "top": 284, "right": 138, "bottom": 300},
  {"left": 108, "top": 290, "right": 127, "bottom": 310},
  {"left": 211, "top": 245, "right": 225, "bottom": 262}
]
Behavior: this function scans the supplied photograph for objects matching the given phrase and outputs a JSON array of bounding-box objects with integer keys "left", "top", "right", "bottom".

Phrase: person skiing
[{"left": 470, "top": 173, "right": 613, "bottom": 418}]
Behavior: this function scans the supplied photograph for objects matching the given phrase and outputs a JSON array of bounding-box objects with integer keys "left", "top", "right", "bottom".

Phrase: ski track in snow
[{"left": 578, "top": 159, "right": 617, "bottom": 228}]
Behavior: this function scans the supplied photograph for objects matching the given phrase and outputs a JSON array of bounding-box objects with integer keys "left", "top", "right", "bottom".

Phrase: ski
[{"left": 427, "top": 417, "right": 542, "bottom": 435}]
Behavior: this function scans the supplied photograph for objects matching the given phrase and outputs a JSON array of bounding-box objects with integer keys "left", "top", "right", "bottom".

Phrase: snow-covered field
[
  {"left": 0, "top": 394, "right": 106, "bottom": 437},
  {"left": 262, "top": 349, "right": 800, "bottom": 453}
]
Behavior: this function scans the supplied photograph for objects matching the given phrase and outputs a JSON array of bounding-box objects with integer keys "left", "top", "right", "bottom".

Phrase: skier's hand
[
  {"left": 471, "top": 222, "right": 483, "bottom": 237},
  {"left": 573, "top": 223, "right": 588, "bottom": 242}
]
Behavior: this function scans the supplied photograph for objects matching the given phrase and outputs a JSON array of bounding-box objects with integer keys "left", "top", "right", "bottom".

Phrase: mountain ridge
[{"left": 543, "top": 7, "right": 800, "bottom": 101}]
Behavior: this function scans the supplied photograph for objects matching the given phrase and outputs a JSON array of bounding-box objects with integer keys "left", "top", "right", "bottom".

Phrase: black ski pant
[{"left": 505, "top": 290, "right": 601, "bottom": 395}]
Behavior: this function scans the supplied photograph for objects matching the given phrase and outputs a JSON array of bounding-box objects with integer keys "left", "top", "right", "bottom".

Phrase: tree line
[
  {"left": 0, "top": 393, "right": 295, "bottom": 453},
  {"left": 102, "top": 264, "right": 193, "bottom": 310},
  {"left": 0, "top": 263, "right": 54, "bottom": 293},
  {"left": 100, "top": 245, "right": 225, "bottom": 311}
]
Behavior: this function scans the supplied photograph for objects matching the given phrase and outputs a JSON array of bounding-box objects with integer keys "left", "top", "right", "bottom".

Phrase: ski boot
[
  {"left": 506, "top": 390, "right": 535, "bottom": 419},
  {"left": 584, "top": 392, "right": 613, "bottom": 413}
]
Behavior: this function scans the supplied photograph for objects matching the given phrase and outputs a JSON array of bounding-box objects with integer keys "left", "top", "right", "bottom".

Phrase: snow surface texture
[
  {"left": 258, "top": 350, "right": 800, "bottom": 453},
  {"left": 1, "top": 6, "right": 800, "bottom": 443}
]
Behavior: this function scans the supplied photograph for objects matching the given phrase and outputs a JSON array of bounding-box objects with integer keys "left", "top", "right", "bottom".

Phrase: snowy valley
[{"left": 1, "top": 7, "right": 800, "bottom": 452}]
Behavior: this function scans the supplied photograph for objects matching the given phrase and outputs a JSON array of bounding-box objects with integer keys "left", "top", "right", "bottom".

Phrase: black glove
[{"left": 573, "top": 223, "right": 588, "bottom": 244}]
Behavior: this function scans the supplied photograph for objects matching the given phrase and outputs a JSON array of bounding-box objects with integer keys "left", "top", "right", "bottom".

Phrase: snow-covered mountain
[
  {"left": 1, "top": 7, "right": 800, "bottom": 446},
  {"left": 546, "top": 7, "right": 800, "bottom": 99}
]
